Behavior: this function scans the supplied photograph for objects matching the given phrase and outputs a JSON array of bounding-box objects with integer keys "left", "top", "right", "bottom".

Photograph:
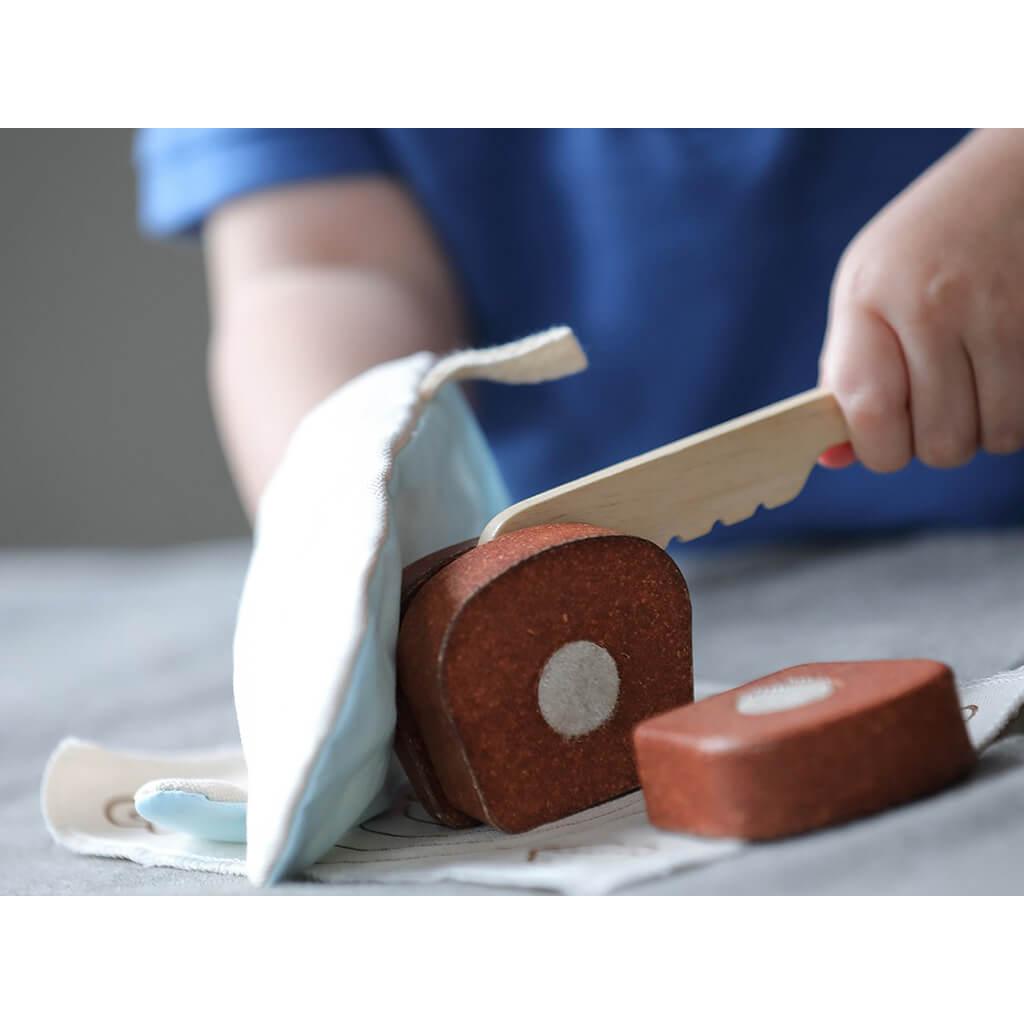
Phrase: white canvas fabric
[
  {"left": 42, "top": 740, "right": 249, "bottom": 874},
  {"left": 236, "top": 328, "right": 586, "bottom": 883},
  {"left": 46, "top": 328, "right": 587, "bottom": 886}
]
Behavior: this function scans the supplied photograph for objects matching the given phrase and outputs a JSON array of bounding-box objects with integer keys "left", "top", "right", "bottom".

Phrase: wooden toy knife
[{"left": 479, "top": 389, "right": 849, "bottom": 547}]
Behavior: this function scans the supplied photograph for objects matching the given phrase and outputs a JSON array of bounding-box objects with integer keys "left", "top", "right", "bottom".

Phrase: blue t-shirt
[{"left": 136, "top": 128, "right": 1021, "bottom": 546}]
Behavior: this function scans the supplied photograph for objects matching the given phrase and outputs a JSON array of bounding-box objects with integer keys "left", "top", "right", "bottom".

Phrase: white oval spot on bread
[
  {"left": 538, "top": 641, "right": 620, "bottom": 738},
  {"left": 736, "top": 676, "right": 835, "bottom": 715}
]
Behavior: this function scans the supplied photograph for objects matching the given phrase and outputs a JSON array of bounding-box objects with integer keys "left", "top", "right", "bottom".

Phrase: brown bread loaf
[
  {"left": 634, "top": 659, "right": 976, "bottom": 840},
  {"left": 396, "top": 523, "right": 693, "bottom": 832}
]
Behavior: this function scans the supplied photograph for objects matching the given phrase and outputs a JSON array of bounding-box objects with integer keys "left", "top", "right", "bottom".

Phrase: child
[{"left": 136, "top": 129, "right": 1024, "bottom": 545}]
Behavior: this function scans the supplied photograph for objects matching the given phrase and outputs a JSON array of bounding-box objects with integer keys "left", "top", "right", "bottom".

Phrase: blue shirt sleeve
[{"left": 134, "top": 129, "right": 393, "bottom": 236}]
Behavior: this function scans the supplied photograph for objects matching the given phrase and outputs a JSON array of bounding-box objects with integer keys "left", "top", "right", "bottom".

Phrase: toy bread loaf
[
  {"left": 396, "top": 523, "right": 693, "bottom": 832},
  {"left": 634, "top": 659, "right": 976, "bottom": 839},
  {"left": 395, "top": 540, "right": 481, "bottom": 828}
]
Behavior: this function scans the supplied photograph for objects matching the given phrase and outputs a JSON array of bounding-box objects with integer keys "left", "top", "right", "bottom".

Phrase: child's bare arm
[
  {"left": 820, "top": 127, "right": 1024, "bottom": 472},
  {"left": 204, "top": 178, "right": 466, "bottom": 518}
]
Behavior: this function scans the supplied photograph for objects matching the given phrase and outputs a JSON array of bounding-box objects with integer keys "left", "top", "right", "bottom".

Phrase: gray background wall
[{"left": 1, "top": 129, "right": 248, "bottom": 546}]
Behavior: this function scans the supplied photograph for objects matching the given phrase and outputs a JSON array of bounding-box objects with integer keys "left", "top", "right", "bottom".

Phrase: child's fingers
[
  {"left": 968, "top": 332, "right": 1024, "bottom": 455},
  {"left": 897, "top": 325, "right": 978, "bottom": 468},
  {"left": 819, "top": 304, "right": 913, "bottom": 474}
]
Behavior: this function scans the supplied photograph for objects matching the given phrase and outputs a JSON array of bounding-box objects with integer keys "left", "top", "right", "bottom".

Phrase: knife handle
[{"left": 480, "top": 388, "right": 849, "bottom": 547}]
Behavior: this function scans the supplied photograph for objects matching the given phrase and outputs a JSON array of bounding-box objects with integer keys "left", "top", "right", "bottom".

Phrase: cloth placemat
[{"left": 42, "top": 668, "right": 1024, "bottom": 893}]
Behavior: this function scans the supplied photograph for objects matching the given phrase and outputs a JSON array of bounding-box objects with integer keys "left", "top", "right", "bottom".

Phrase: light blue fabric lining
[
  {"left": 135, "top": 791, "right": 247, "bottom": 843},
  {"left": 266, "top": 382, "right": 508, "bottom": 881}
]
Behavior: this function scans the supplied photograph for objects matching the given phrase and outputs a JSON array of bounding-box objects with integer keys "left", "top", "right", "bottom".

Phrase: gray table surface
[{"left": 5, "top": 530, "right": 1024, "bottom": 895}]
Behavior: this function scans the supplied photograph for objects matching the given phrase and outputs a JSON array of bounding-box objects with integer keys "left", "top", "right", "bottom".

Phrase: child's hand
[{"left": 818, "top": 128, "right": 1024, "bottom": 473}]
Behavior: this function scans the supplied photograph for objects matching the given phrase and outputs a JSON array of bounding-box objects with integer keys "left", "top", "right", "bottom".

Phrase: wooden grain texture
[{"left": 480, "top": 388, "right": 849, "bottom": 546}]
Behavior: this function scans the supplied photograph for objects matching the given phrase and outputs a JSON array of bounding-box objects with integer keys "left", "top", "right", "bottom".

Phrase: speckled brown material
[
  {"left": 399, "top": 539, "right": 478, "bottom": 617},
  {"left": 396, "top": 523, "right": 693, "bottom": 832},
  {"left": 634, "top": 659, "right": 976, "bottom": 840},
  {"left": 395, "top": 539, "right": 480, "bottom": 828}
]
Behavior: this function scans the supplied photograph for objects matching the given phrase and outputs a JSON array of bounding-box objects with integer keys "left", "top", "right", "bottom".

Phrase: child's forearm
[
  {"left": 208, "top": 266, "right": 455, "bottom": 518},
  {"left": 203, "top": 180, "right": 466, "bottom": 520}
]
